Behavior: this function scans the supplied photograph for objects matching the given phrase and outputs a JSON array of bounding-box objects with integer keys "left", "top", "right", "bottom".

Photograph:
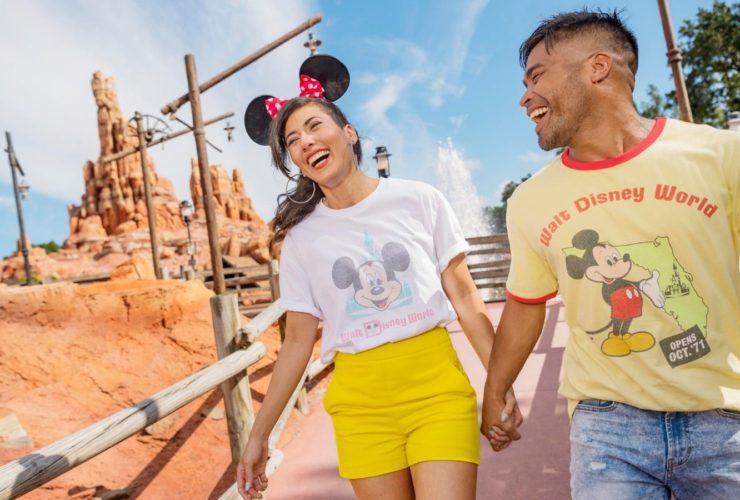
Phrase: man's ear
[
  {"left": 344, "top": 124, "right": 358, "bottom": 144},
  {"left": 590, "top": 52, "right": 612, "bottom": 84}
]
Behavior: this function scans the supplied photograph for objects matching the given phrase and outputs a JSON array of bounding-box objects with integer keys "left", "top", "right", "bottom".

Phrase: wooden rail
[
  {"left": 0, "top": 340, "right": 267, "bottom": 499},
  {"left": 465, "top": 234, "right": 510, "bottom": 301},
  {"left": 203, "top": 262, "right": 278, "bottom": 318},
  {"left": 0, "top": 294, "right": 330, "bottom": 499}
]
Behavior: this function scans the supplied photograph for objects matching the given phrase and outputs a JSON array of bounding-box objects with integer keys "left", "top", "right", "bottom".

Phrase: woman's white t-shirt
[{"left": 279, "top": 178, "right": 469, "bottom": 363}]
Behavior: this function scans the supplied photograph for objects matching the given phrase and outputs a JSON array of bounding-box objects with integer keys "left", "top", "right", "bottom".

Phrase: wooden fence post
[
  {"left": 211, "top": 293, "right": 255, "bottom": 464},
  {"left": 268, "top": 260, "right": 286, "bottom": 342}
]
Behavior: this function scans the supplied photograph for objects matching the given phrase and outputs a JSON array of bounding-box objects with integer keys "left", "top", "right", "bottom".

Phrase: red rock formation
[
  {"left": 66, "top": 71, "right": 184, "bottom": 247},
  {"left": 1, "top": 71, "right": 273, "bottom": 283},
  {"left": 190, "top": 160, "right": 265, "bottom": 225}
]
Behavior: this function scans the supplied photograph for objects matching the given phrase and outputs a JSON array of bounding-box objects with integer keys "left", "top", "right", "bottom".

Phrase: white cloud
[
  {"left": 449, "top": 115, "right": 466, "bottom": 130},
  {"left": 353, "top": 1, "right": 490, "bottom": 185},
  {"left": 427, "top": 0, "right": 489, "bottom": 108},
  {"left": 516, "top": 151, "right": 555, "bottom": 163},
  {"left": 0, "top": 196, "right": 14, "bottom": 209}
]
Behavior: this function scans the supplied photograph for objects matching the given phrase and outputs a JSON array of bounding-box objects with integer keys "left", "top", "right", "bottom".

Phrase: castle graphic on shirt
[
  {"left": 331, "top": 230, "right": 413, "bottom": 320},
  {"left": 563, "top": 229, "right": 709, "bottom": 366}
]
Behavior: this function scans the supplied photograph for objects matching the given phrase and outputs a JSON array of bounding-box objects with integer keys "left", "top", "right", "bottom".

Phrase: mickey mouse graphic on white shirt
[{"left": 332, "top": 241, "right": 410, "bottom": 311}]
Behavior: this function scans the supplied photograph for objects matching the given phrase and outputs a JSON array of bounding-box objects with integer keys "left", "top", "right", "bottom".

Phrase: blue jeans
[{"left": 570, "top": 400, "right": 740, "bottom": 499}]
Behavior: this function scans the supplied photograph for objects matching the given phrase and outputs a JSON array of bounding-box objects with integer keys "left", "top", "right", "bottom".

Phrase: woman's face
[{"left": 283, "top": 103, "right": 358, "bottom": 188}]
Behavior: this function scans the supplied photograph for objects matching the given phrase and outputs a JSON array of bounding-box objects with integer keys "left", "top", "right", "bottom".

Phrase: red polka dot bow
[{"left": 264, "top": 74, "right": 326, "bottom": 119}]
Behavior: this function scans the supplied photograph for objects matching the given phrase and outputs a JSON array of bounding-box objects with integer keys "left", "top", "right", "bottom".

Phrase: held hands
[
  {"left": 237, "top": 437, "right": 270, "bottom": 499},
  {"left": 481, "top": 386, "right": 523, "bottom": 452}
]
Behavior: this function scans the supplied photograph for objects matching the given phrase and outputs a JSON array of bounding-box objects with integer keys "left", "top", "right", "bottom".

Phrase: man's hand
[{"left": 481, "top": 386, "right": 523, "bottom": 451}]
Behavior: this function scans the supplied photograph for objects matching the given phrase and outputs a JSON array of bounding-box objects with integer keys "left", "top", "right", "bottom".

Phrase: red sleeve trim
[
  {"left": 506, "top": 289, "right": 557, "bottom": 304},
  {"left": 562, "top": 117, "right": 666, "bottom": 170}
]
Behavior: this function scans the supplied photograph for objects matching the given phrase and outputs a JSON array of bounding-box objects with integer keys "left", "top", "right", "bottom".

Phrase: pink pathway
[{"left": 267, "top": 299, "right": 572, "bottom": 499}]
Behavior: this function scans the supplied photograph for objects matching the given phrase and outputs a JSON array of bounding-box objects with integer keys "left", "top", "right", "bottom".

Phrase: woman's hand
[
  {"left": 484, "top": 386, "right": 523, "bottom": 452},
  {"left": 235, "top": 311, "right": 319, "bottom": 497},
  {"left": 237, "top": 437, "right": 270, "bottom": 499}
]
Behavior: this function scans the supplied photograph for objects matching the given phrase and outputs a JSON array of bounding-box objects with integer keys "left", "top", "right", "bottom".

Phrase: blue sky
[{"left": 0, "top": 0, "right": 716, "bottom": 258}]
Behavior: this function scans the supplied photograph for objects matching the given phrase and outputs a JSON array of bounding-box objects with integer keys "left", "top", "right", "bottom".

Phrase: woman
[{"left": 237, "top": 56, "right": 520, "bottom": 500}]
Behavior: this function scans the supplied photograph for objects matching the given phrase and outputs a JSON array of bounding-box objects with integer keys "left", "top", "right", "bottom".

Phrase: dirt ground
[{"left": 0, "top": 279, "right": 325, "bottom": 499}]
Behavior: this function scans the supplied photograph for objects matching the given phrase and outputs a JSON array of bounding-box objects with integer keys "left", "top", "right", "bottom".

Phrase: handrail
[
  {"left": 465, "top": 233, "right": 510, "bottom": 302},
  {"left": 237, "top": 301, "right": 285, "bottom": 345},
  {"left": 0, "top": 342, "right": 266, "bottom": 499}
]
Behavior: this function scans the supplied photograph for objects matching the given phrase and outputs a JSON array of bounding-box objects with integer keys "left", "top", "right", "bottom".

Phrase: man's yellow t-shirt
[{"left": 506, "top": 117, "right": 740, "bottom": 416}]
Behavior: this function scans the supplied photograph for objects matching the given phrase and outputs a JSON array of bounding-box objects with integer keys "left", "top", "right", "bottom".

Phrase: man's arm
[{"left": 481, "top": 298, "right": 546, "bottom": 448}]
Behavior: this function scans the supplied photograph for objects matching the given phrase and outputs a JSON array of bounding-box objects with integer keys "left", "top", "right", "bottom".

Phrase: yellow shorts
[{"left": 323, "top": 327, "right": 480, "bottom": 479}]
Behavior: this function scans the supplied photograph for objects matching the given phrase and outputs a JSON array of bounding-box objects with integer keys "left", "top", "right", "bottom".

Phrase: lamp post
[
  {"left": 180, "top": 200, "right": 197, "bottom": 273},
  {"left": 4, "top": 132, "right": 32, "bottom": 286},
  {"left": 373, "top": 146, "right": 391, "bottom": 178},
  {"left": 304, "top": 32, "right": 322, "bottom": 55},
  {"left": 224, "top": 122, "right": 235, "bottom": 142}
]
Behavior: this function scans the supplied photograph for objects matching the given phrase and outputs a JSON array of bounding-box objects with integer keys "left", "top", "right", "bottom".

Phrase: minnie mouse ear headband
[{"left": 244, "top": 54, "right": 350, "bottom": 145}]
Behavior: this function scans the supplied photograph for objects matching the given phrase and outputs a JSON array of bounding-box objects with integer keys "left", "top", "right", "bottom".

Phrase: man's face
[{"left": 519, "top": 39, "right": 591, "bottom": 151}]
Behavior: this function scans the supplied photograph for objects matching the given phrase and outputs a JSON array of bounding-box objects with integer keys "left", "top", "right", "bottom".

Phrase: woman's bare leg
[
  {"left": 410, "top": 461, "right": 477, "bottom": 500},
  {"left": 350, "top": 468, "right": 415, "bottom": 500}
]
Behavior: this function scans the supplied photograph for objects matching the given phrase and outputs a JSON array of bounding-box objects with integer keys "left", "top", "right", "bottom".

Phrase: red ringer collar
[{"left": 562, "top": 117, "right": 666, "bottom": 170}]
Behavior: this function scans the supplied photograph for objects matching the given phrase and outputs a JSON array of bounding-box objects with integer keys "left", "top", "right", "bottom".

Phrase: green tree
[
  {"left": 680, "top": 0, "right": 739, "bottom": 126},
  {"left": 484, "top": 174, "right": 532, "bottom": 233},
  {"left": 639, "top": 84, "right": 675, "bottom": 119},
  {"left": 35, "top": 240, "right": 60, "bottom": 253},
  {"left": 640, "top": 1, "right": 739, "bottom": 127}
]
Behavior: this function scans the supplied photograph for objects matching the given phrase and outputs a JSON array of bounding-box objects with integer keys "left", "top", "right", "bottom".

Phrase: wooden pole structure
[
  {"left": 657, "top": 0, "right": 693, "bottom": 122},
  {"left": 174, "top": 16, "right": 322, "bottom": 295},
  {"left": 4, "top": 132, "right": 32, "bottom": 285},
  {"left": 100, "top": 112, "right": 234, "bottom": 165},
  {"left": 210, "top": 293, "right": 256, "bottom": 464},
  {"left": 161, "top": 16, "right": 322, "bottom": 116},
  {"left": 134, "top": 112, "right": 163, "bottom": 279},
  {"left": 185, "top": 54, "right": 225, "bottom": 294}
]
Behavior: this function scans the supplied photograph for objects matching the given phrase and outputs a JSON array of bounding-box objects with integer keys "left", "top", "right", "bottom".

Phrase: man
[{"left": 482, "top": 9, "right": 740, "bottom": 498}]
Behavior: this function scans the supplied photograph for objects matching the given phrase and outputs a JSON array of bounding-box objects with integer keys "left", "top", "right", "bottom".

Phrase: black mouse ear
[
  {"left": 300, "top": 54, "right": 350, "bottom": 101},
  {"left": 244, "top": 94, "right": 274, "bottom": 145}
]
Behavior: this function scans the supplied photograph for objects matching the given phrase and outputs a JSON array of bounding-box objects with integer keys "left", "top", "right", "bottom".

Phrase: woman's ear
[
  {"left": 590, "top": 52, "right": 612, "bottom": 84},
  {"left": 344, "top": 124, "right": 358, "bottom": 144}
]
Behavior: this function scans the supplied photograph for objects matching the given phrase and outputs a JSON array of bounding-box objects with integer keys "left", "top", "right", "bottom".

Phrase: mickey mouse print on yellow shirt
[{"left": 505, "top": 117, "right": 740, "bottom": 415}]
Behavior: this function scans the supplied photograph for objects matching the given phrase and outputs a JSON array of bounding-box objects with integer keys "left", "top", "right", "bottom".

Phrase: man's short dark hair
[{"left": 519, "top": 9, "right": 639, "bottom": 74}]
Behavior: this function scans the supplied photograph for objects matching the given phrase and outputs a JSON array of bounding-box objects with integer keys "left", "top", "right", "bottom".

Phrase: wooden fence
[
  {"left": 202, "top": 234, "right": 511, "bottom": 311},
  {"left": 202, "top": 261, "right": 280, "bottom": 318},
  {"left": 466, "top": 234, "right": 511, "bottom": 301},
  {"left": 0, "top": 233, "right": 511, "bottom": 498}
]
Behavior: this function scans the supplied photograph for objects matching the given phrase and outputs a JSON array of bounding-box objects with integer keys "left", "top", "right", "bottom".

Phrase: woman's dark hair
[
  {"left": 268, "top": 97, "right": 362, "bottom": 246},
  {"left": 519, "top": 9, "right": 639, "bottom": 75}
]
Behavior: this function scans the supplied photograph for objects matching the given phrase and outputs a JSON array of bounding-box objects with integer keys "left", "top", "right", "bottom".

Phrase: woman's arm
[
  {"left": 441, "top": 253, "right": 523, "bottom": 450},
  {"left": 441, "top": 253, "right": 494, "bottom": 367},
  {"left": 238, "top": 311, "right": 319, "bottom": 499},
  {"left": 482, "top": 299, "right": 545, "bottom": 448}
]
